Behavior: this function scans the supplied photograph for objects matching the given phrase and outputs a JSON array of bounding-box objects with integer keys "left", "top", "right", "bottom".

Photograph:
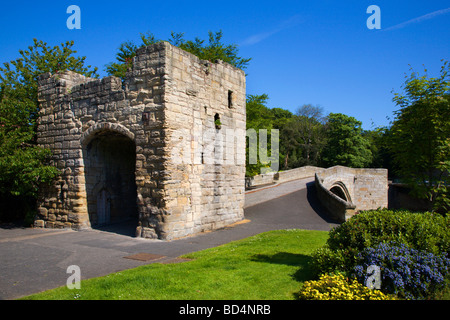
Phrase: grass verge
[{"left": 22, "top": 229, "right": 328, "bottom": 300}]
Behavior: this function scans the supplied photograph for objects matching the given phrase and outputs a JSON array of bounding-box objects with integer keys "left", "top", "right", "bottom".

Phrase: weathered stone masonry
[
  {"left": 315, "top": 166, "right": 388, "bottom": 222},
  {"left": 35, "top": 42, "right": 247, "bottom": 240}
]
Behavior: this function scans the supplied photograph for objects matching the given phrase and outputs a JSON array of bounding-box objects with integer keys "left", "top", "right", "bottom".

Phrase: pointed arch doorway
[{"left": 82, "top": 128, "right": 138, "bottom": 234}]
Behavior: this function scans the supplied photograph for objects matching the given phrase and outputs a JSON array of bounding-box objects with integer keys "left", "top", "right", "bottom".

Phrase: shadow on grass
[
  {"left": 251, "top": 252, "right": 315, "bottom": 283},
  {"left": 251, "top": 252, "right": 317, "bottom": 299}
]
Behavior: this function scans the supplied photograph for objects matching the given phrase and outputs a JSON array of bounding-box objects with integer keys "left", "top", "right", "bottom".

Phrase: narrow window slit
[{"left": 228, "top": 90, "right": 233, "bottom": 108}]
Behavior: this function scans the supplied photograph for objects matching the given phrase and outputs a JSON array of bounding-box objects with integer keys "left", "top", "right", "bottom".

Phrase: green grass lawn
[{"left": 22, "top": 229, "right": 328, "bottom": 300}]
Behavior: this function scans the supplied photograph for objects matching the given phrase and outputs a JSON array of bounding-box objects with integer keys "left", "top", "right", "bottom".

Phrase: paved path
[
  {"left": 0, "top": 178, "right": 338, "bottom": 300},
  {"left": 244, "top": 177, "right": 312, "bottom": 208}
]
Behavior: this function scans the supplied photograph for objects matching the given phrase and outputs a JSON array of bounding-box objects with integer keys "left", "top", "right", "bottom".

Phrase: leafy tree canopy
[
  {"left": 106, "top": 30, "right": 251, "bottom": 80},
  {"left": 389, "top": 60, "right": 450, "bottom": 212},
  {"left": 321, "top": 112, "right": 373, "bottom": 168},
  {"left": 245, "top": 94, "right": 275, "bottom": 176},
  {"left": 0, "top": 39, "right": 98, "bottom": 222}
]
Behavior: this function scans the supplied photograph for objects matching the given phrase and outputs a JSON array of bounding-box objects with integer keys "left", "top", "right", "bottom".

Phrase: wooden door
[{"left": 97, "top": 189, "right": 111, "bottom": 225}]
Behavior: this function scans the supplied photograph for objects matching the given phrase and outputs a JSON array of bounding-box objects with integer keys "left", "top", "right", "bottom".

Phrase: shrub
[
  {"left": 311, "top": 209, "right": 450, "bottom": 276},
  {"left": 328, "top": 209, "right": 450, "bottom": 255},
  {"left": 354, "top": 242, "right": 450, "bottom": 300},
  {"left": 296, "top": 273, "right": 397, "bottom": 300},
  {"left": 309, "top": 246, "right": 347, "bottom": 276}
]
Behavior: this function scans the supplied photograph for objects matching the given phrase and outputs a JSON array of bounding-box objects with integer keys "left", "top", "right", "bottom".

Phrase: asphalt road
[{"left": 0, "top": 178, "right": 339, "bottom": 300}]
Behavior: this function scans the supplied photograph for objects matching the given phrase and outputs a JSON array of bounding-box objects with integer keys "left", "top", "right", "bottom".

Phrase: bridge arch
[{"left": 329, "top": 181, "right": 352, "bottom": 203}]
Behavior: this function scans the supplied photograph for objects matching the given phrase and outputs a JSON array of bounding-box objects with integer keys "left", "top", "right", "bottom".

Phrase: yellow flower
[{"left": 297, "top": 273, "right": 398, "bottom": 300}]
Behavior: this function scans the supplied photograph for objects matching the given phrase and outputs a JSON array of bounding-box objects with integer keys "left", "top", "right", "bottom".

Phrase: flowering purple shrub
[
  {"left": 354, "top": 242, "right": 450, "bottom": 300},
  {"left": 310, "top": 209, "right": 450, "bottom": 278}
]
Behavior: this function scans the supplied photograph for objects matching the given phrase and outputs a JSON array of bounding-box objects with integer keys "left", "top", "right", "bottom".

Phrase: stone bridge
[
  {"left": 246, "top": 165, "right": 388, "bottom": 223},
  {"left": 315, "top": 166, "right": 388, "bottom": 222}
]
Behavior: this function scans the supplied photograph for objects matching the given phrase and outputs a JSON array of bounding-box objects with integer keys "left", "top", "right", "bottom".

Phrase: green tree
[
  {"left": 105, "top": 32, "right": 158, "bottom": 79},
  {"left": 246, "top": 94, "right": 274, "bottom": 129},
  {"left": 271, "top": 107, "right": 293, "bottom": 123},
  {"left": 0, "top": 39, "right": 98, "bottom": 223},
  {"left": 278, "top": 105, "right": 326, "bottom": 169},
  {"left": 245, "top": 94, "right": 275, "bottom": 176},
  {"left": 321, "top": 113, "right": 372, "bottom": 168},
  {"left": 170, "top": 30, "right": 251, "bottom": 70},
  {"left": 389, "top": 61, "right": 450, "bottom": 213},
  {"left": 106, "top": 30, "right": 251, "bottom": 80},
  {"left": 279, "top": 117, "right": 305, "bottom": 169},
  {"left": 363, "top": 126, "right": 393, "bottom": 172},
  {"left": 294, "top": 105, "right": 326, "bottom": 167},
  {"left": 270, "top": 108, "right": 293, "bottom": 169}
]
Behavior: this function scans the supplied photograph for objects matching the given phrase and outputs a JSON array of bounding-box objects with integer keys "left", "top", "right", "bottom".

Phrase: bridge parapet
[
  {"left": 315, "top": 166, "right": 388, "bottom": 222},
  {"left": 315, "top": 173, "right": 356, "bottom": 222},
  {"left": 245, "top": 166, "right": 324, "bottom": 189}
]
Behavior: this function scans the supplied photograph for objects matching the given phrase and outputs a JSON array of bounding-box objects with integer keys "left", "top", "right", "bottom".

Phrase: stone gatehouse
[{"left": 34, "top": 41, "right": 247, "bottom": 240}]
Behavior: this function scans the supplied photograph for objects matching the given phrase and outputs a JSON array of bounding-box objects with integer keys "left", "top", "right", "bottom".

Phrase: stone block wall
[
  {"left": 35, "top": 42, "right": 246, "bottom": 240},
  {"left": 352, "top": 168, "right": 389, "bottom": 211},
  {"left": 315, "top": 166, "right": 388, "bottom": 221},
  {"left": 315, "top": 173, "right": 356, "bottom": 223}
]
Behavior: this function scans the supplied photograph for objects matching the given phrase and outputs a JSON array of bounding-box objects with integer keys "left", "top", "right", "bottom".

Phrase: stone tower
[{"left": 35, "top": 42, "right": 246, "bottom": 240}]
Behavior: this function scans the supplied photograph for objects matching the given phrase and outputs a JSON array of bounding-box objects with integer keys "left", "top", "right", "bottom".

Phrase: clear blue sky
[{"left": 1, "top": 0, "right": 449, "bottom": 129}]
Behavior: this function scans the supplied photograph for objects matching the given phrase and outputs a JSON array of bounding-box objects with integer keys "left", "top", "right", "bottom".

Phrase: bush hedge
[
  {"left": 311, "top": 209, "right": 450, "bottom": 276},
  {"left": 310, "top": 209, "right": 450, "bottom": 299}
]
